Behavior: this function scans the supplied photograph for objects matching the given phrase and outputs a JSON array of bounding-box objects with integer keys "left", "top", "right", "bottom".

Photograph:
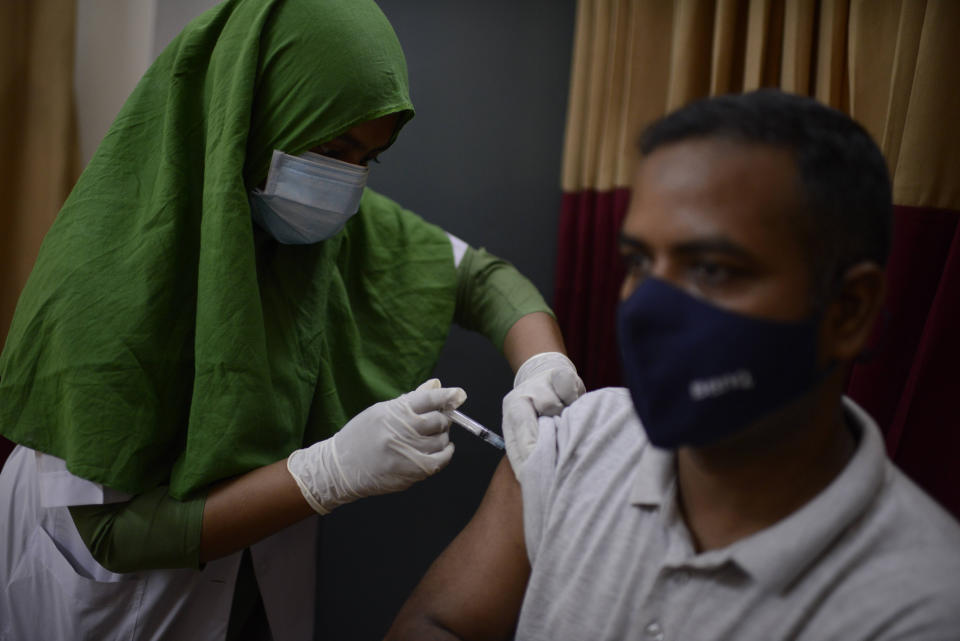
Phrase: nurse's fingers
[{"left": 406, "top": 386, "right": 466, "bottom": 415}]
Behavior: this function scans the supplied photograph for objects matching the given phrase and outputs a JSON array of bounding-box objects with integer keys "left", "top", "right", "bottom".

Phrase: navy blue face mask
[{"left": 617, "top": 278, "right": 826, "bottom": 449}]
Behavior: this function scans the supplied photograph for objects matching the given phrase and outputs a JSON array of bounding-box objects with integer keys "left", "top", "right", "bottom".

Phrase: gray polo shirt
[{"left": 517, "top": 388, "right": 960, "bottom": 640}]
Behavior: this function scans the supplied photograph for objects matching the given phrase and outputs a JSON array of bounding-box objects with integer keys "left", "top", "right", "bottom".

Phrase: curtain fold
[
  {"left": 555, "top": 0, "right": 960, "bottom": 516},
  {"left": 554, "top": 188, "right": 630, "bottom": 389},
  {"left": 847, "top": 206, "right": 960, "bottom": 513},
  {"left": 0, "top": 0, "right": 79, "bottom": 465}
]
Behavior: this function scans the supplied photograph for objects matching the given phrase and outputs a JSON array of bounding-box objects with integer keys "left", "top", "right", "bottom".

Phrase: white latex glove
[
  {"left": 287, "top": 379, "right": 466, "bottom": 514},
  {"left": 502, "top": 352, "right": 585, "bottom": 475}
]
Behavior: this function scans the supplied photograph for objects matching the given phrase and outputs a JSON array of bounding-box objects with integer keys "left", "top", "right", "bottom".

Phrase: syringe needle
[{"left": 444, "top": 409, "right": 506, "bottom": 450}]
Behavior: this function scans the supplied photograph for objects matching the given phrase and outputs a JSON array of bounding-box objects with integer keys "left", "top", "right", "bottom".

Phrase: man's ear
[{"left": 821, "top": 262, "right": 886, "bottom": 363}]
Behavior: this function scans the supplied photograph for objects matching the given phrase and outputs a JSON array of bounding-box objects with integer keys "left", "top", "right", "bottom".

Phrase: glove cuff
[
  {"left": 287, "top": 440, "right": 352, "bottom": 516},
  {"left": 513, "top": 351, "right": 578, "bottom": 388}
]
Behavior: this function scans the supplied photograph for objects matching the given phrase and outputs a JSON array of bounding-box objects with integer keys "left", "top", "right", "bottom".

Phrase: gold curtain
[
  {"left": 554, "top": 0, "right": 960, "bottom": 516},
  {"left": 0, "top": 0, "right": 80, "bottom": 341},
  {"left": 561, "top": 0, "right": 960, "bottom": 211}
]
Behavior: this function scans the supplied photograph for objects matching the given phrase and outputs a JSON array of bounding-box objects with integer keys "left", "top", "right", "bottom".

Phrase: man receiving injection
[{"left": 386, "top": 90, "right": 960, "bottom": 640}]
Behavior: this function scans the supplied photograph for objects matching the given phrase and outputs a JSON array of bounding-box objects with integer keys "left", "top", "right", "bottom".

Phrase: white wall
[{"left": 74, "top": 0, "right": 218, "bottom": 166}]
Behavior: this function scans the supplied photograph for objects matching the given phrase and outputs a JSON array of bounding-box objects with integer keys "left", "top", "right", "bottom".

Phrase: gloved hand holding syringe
[{"left": 443, "top": 409, "right": 505, "bottom": 450}]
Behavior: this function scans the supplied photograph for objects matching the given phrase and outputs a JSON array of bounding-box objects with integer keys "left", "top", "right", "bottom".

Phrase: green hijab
[{"left": 0, "top": 0, "right": 457, "bottom": 499}]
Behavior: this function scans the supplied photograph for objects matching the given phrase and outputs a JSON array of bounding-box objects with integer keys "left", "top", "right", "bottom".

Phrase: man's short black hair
[{"left": 638, "top": 89, "right": 892, "bottom": 302}]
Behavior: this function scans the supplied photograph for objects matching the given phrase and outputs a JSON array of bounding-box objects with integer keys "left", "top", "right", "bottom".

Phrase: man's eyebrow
[
  {"left": 618, "top": 233, "right": 753, "bottom": 258},
  {"left": 672, "top": 237, "right": 753, "bottom": 259},
  {"left": 618, "top": 233, "right": 648, "bottom": 251}
]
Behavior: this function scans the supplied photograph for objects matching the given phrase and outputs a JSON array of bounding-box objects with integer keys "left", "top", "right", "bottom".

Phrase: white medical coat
[{"left": 0, "top": 446, "right": 317, "bottom": 641}]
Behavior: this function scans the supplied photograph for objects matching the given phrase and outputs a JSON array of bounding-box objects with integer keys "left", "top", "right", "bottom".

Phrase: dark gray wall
[{"left": 315, "top": 1, "right": 576, "bottom": 638}]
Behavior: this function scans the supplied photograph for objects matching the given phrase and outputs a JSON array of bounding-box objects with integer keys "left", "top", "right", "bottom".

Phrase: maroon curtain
[
  {"left": 554, "top": 198, "right": 960, "bottom": 519},
  {"left": 553, "top": 189, "right": 630, "bottom": 391},
  {"left": 847, "top": 205, "right": 960, "bottom": 517}
]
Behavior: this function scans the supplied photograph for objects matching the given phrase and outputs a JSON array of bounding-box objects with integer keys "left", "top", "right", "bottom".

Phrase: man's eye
[
  {"left": 622, "top": 253, "right": 651, "bottom": 276},
  {"left": 689, "top": 261, "right": 736, "bottom": 286}
]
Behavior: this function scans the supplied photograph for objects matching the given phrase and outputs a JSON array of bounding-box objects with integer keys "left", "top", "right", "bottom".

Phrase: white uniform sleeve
[
  {"left": 35, "top": 451, "right": 132, "bottom": 508},
  {"left": 446, "top": 232, "right": 469, "bottom": 268}
]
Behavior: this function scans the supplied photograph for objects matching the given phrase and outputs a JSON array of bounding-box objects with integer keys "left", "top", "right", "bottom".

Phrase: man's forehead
[
  {"left": 636, "top": 137, "right": 796, "bottom": 195},
  {"left": 624, "top": 138, "right": 803, "bottom": 242}
]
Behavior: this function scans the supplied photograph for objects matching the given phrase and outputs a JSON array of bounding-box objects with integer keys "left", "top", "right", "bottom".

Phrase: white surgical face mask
[{"left": 249, "top": 149, "right": 369, "bottom": 244}]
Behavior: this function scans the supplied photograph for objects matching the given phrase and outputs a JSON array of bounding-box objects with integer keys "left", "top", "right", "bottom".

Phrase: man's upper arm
[{"left": 386, "top": 458, "right": 530, "bottom": 641}]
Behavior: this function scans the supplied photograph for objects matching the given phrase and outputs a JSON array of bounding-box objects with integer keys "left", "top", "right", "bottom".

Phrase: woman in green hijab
[{"left": 0, "top": 0, "right": 582, "bottom": 639}]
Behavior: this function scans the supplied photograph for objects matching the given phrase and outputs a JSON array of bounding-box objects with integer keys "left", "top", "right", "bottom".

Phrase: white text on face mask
[{"left": 689, "top": 369, "right": 755, "bottom": 401}]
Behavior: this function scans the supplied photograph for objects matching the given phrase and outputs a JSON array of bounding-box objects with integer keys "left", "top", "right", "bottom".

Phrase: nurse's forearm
[
  {"left": 199, "top": 459, "right": 314, "bottom": 563},
  {"left": 70, "top": 486, "right": 206, "bottom": 572},
  {"left": 502, "top": 311, "right": 568, "bottom": 373}
]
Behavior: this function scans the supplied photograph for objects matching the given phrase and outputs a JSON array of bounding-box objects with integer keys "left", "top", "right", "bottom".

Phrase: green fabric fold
[{"left": 0, "top": 0, "right": 455, "bottom": 499}]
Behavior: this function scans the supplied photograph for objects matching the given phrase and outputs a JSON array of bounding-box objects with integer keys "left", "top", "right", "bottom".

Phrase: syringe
[{"left": 444, "top": 409, "right": 505, "bottom": 450}]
